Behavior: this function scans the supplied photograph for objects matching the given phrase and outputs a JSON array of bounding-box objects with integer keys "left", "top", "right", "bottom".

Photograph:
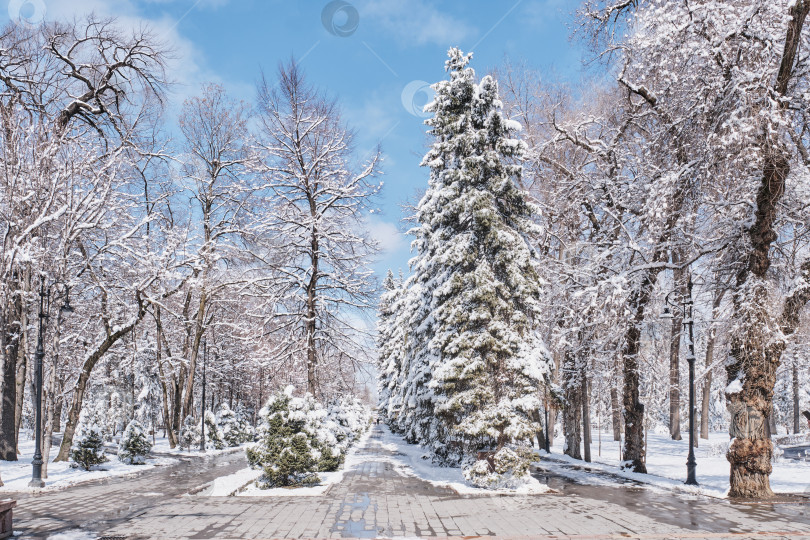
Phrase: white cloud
[
  {"left": 366, "top": 215, "right": 406, "bottom": 255},
  {"left": 359, "top": 0, "right": 474, "bottom": 47}
]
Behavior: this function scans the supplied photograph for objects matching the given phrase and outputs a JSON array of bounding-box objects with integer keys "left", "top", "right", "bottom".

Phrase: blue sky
[{"left": 5, "top": 0, "right": 587, "bottom": 278}]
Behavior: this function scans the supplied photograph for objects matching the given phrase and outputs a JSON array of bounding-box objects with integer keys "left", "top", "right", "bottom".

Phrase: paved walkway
[{"left": 9, "top": 426, "right": 810, "bottom": 539}]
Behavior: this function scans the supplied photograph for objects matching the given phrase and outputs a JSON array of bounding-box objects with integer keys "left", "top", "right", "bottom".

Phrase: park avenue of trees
[{"left": 3, "top": 1, "right": 810, "bottom": 500}]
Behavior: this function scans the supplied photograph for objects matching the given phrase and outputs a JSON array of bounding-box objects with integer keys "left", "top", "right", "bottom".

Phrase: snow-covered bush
[
  {"left": 179, "top": 415, "right": 200, "bottom": 450},
  {"left": 218, "top": 402, "right": 254, "bottom": 446},
  {"left": 118, "top": 419, "right": 152, "bottom": 464},
  {"left": 202, "top": 410, "right": 225, "bottom": 450},
  {"left": 235, "top": 405, "right": 256, "bottom": 442},
  {"left": 328, "top": 396, "right": 372, "bottom": 443},
  {"left": 463, "top": 447, "right": 537, "bottom": 490},
  {"left": 246, "top": 386, "right": 342, "bottom": 488},
  {"left": 70, "top": 408, "right": 108, "bottom": 471}
]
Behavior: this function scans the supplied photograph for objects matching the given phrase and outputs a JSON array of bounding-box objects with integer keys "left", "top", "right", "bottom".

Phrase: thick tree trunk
[
  {"left": 726, "top": 1, "right": 810, "bottom": 499},
  {"left": 0, "top": 290, "right": 23, "bottom": 461},
  {"left": 13, "top": 313, "right": 27, "bottom": 453},
  {"left": 610, "top": 386, "right": 622, "bottom": 442},
  {"left": 582, "top": 370, "right": 591, "bottom": 463},
  {"left": 14, "top": 272, "right": 29, "bottom": 452},
  {"left": 668, "top": 262, "right": 684, "bottom": 441},
  {"left": 562, "top": 351, "right": 582, "bottom": 460},
  {"left": 619, "top": 176, "right": 688, "bottom": 473},
  {"left": 621, "top": 286, "right": 651, "bottom": 473},
  {"left": 55, "top": 293, "right": 146, "bottom": 461}
]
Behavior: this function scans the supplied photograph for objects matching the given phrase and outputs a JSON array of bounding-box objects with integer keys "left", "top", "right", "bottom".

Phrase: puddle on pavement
[{"left": 332, "top": 492, "right": 379, "bottom": 538}]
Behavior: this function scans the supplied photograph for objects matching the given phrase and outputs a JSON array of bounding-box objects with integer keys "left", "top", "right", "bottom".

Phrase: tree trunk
[
  {"left": 305, "top": 189, "right": 320, "bottom": 397},
  {"left": 0, "top": 289, "right": 23, "bottom": 461},
  {"left": 53, "top": 390, "right": 63, "bottom": 433},
  {"left": 700, "top": 290, "right": 725, "bottom": 439},
  {"left": 668, "top": 262, "right": 684, "bottom": 441},
  {"left": 621, "top": 285, "right": 651, "bottom": 473},
  {"left": 181, "top": 290, "right": 206, "bottom": 420},
  {"left": 43, "top": 309, "right": 64, "bottom": 478},
  {"left": 582, "top": 370, "right": 592, "bottom": 463},
  {"left": 155, "top": 308, "right": 177, "bottom": 448},
  {"left": 726, "top": 2, "right": 810, "bottom": 499},
  {"left": 55, "top": 293, "right": 146, "bottom": 461},
  {"left": 13, "top": 309, "right": 28, "bottom": 453},
  {"left": 562, "top": 351, "right": 582, "bottom": 460},
  {"left": 14, "top": 271, "right": 30, "bottom": 452},
  {"left": 610, "top": 386, "right": 622, "bottom": 441},
  {"left": 793, "top": 363, "right": 801, "bottom": 435}
]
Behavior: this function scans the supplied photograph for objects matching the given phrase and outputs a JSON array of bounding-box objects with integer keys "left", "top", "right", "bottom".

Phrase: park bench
[{"left": 0, "top": 499, "right": 16, "bottom": 540}]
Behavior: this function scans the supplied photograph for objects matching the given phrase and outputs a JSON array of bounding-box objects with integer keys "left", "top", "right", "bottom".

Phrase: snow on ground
[
  {"left": 538, "top": 429, "right": 810, "bottom": 498},
  {"left": 206, "top": 426, "right": 550, "bottom": 497},
  {"left": 151, "top": 437, "right": 249, "bottom": 457},
  {"left": 376, "top": 426, "right": 551, "bottom": 495},
  {"left": 44, "top": 530, "right": 97, "bottom": 540},
  {"left": 200, "top": 466, "right": 262, "bottom": 496},
  {"left": 0, "top": 431, "right": 176, "bottom": 493}
]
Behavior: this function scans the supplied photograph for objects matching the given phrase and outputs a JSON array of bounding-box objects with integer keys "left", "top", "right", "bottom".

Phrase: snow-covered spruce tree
[
  {"left": 234, "top": 404, "right": 256, "bottom": 443},
  {"left": 70, "top": 408, "right": 108, "bottom": 471},
  {"left": 217, "top": 402, "right": 252, "bottom": 447},
  {"left": 179, "top": 415, "right": 200, "bottom": 450},
  {"left": 376, "top": 270, "right": 403, "bottom": 424},
  {"left": 118, "top": 419, "right": 153, "bottom": 464},
  {"left": 246, "top": 386, "right": 341, "bottom": 488},
  {"left": 327, "top": 396, "right": 372, "bottom": 449},
  {"left": 405, "top": 48, "right": 551, "bottom": 484},
  {"left": 202, "top": 410, "right": 226, "bottom": 450}
]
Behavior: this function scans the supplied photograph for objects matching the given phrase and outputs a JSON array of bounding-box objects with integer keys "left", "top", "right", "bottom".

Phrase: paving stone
[{"left": 8, "top": 427, "right": 810, "bottom": 539}]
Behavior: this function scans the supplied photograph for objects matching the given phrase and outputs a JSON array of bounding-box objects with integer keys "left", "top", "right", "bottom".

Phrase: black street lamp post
[
  {"left": 28, "top": 278, "right": 47, "bottom": 488},
  {"left": 29, "top": 277, "right": 73, "bottom": 488},
  {"left": 200, "top": 339, "right": 207, "bottom": 452},
  {"left": 661, "top": 278, "right": 699, "bottom": 486}
]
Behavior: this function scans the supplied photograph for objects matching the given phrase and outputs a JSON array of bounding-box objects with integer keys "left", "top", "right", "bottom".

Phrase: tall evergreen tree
[
  {"left": 376, "top": 270, "right": 399, "bottom": 420},
  {"left": 398, "top": 48, "right": 551, "bottom": 471}
]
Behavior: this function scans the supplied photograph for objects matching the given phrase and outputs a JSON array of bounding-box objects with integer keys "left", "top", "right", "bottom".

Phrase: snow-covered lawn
[
  {"left": 539, "top": 429, "right": 810, "bottom": 498},
  {"left": 151, "top": 437, "right": 249, "bottom": 457},
  {"left": 0, "top": 431, "right": 176, "bottom": 492},
  {"left": 376, "top": 427, "right": 551, "bottom": 495},
  {"left": 205, "top": 426, "right": 551, "bottom": 497}
]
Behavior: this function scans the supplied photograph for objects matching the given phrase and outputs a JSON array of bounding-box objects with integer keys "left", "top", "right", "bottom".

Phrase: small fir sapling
[
  {"left": 179, "top": 415, "right": 201, "bottom": 450},
  {"left": 118, "top": 419, "right": 153, "bottom": 464},
  {"left": 70, "top": 408, "right": 109, "bottom": 471}
]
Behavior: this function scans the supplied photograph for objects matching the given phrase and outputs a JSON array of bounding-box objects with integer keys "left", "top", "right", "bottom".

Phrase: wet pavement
[
  {"left": 9, "top": 449, "right": 247, "bottom": 537},
  {"left": 6, "top": 427, "right": 810, "bottom": 539},
  {"left": 532, "top": 458, "right": 810, "bottom": 536},
  {"left": 783, "top": 445, "right": 810, "bottom": 461}
]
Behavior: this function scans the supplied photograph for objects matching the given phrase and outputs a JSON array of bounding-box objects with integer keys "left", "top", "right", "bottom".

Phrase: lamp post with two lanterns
[
  {"left": 661, "top": 277, "right": 698, "bottom": 486},
  {"left": 29, "top": 276, "right": 73, "bottom": 488}
]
